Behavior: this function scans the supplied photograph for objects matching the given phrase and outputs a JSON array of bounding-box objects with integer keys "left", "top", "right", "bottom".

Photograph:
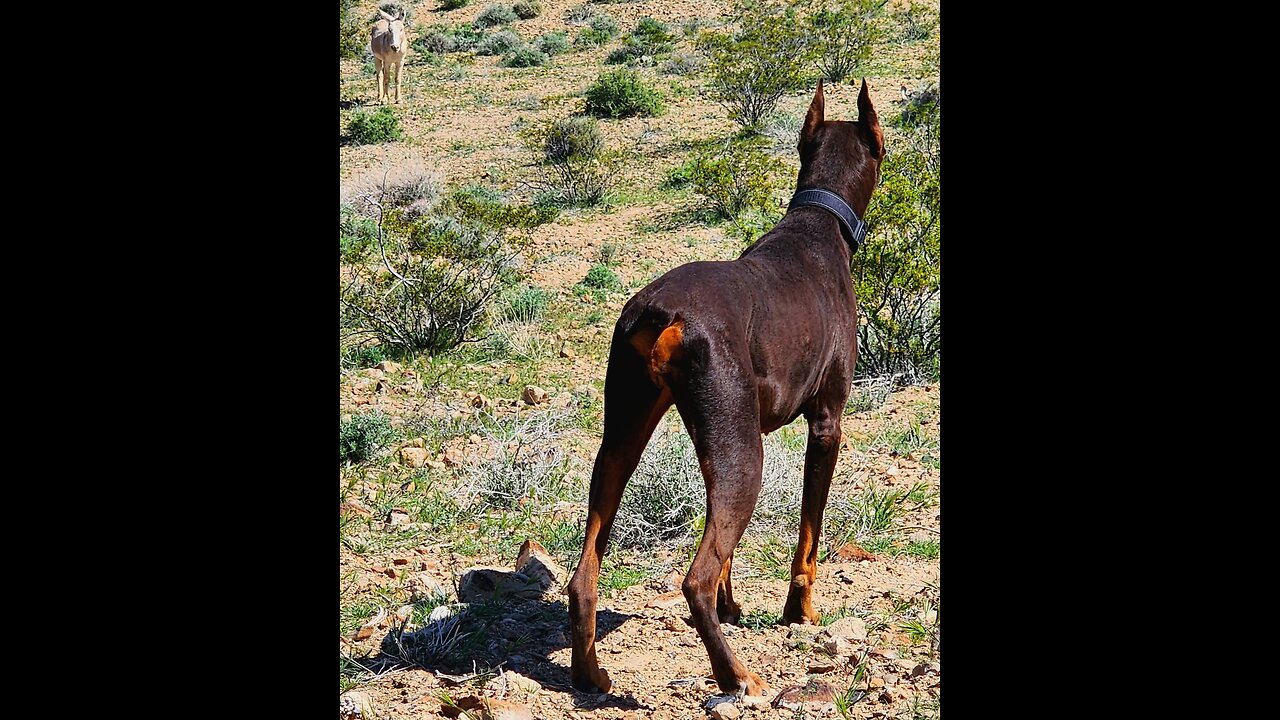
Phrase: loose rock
[
  {"left": 400, "top": 447, "right": 429, "bottom": 468},
  {"left": 521, "top": 385, "right": 548, "bottom": 405},
  {"left": 514, "top": 538, "right": 566, "bottom": 594},
  {"left": 340, "top": 690, "right": 374, "bottom": 719}
]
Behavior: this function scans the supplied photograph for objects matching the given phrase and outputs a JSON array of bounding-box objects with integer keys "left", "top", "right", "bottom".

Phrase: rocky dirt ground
[{"left": 340, "top": 1, "right": 940, "bottom": 718}]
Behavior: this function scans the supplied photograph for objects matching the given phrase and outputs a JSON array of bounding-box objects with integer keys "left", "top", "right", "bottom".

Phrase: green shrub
[
  {"left": 341, "top": 343, "right": 387, "bottom": 369},
  {"left": 513, "top": 0, "right": 542, "bottom": 19},
  {"left": 632, "top": 17, "right": 675, "bottom": 46},
  {"left": 699, "top": 0, "right": 814, "bottom": 129},
  {"left": 445, "top": 23, "right": 487, "bottom": 50},
  {"left": 340, "top": 410, "right": 395, "bottom": 464},
  {"left": 689, "top": 141, "right": 788, "bottom": 220},
  {"left": 503, "top": 45, "right": 549, "bottom": 67},
  {"left": 414, "top": 26, "right": 458, "bottom": 54},
  {"left": 340, "top": 0, "right": 366, "bottom": 59},
  {"left": 607, "top": 18, "right": 675, "bottom": 64},
  {"left": 575, "top": 27, "right": 613, "bottom": 48},
  {"left": 340, "top": 184, "right": 555, "bottom": 356},
  {"left": 536, "top": 31, "right": 571, "bottom": 55},
  {"left": 345, "top": 106, "right": 403, "bottom": 145},
  {"left": 475, "top": 3, "right": 518, "bottom": 26},
  {"left": 440, "top": 0, "right": 471, "bottom": 8},
  {"left": 340, "top": 205, "right": 380, "bottom": 262},
  {"left": 589, "top": 14, "right": 618, "bottom": 34},
  {"left": 606, "top": 39, "right": 650, "bottom": 65},
  {"left": 854, "top": 96, "right": 940, "bottom": 380},
  {"left": 543, "top": 116, "right": 604, "bottom": 162},
  {"left": 521, "top": 117, "right": 619, "bottom": 206},
  {"left": 582, "top": 264, "right": 622, "bottom": 291},
  {"left": 475, "top": 29, "right": 523, "bottom": 55},
  {"left": 501, "top": 285, "right": 552, "bottom": 323},
  {"left": 808, "top": 0, "right": 889, "bottom": 83},
  {"left": 574, "top": 14, "right": 618, "bottom": 47},
  {"left": 584, "top": 69, "right": 665, "bottom": 118},
  {"left": 890, "top": 0, "right": 938, "bottom": 42}
]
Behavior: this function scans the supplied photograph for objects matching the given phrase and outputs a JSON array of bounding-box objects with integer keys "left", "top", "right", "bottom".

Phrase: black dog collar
[{"left": 788, "top": 188, "right": 868, "bottom": 252}]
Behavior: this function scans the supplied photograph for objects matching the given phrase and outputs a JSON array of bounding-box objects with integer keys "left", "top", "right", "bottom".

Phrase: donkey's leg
[
  {"left": 674, "top": 373, "right": 768, "bottom": 695},
  {"left": 393, "top": 59, "right": 404, "bottom": 103},
  {"left": 782, "top": 404, "right": 843, "bottom": 625},
  {"left": 568, "top": 341, "right": 671, "bottom": 693},
  {"left": 375, "top": 57, "right": 386, "bottom": 103}
]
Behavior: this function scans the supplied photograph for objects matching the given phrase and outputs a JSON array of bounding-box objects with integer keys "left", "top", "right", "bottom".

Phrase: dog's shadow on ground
[{"left": 355, "top": 597, "right": 647, "bottom": 711}]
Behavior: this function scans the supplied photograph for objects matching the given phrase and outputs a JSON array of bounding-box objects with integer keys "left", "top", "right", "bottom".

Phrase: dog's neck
[{"left": 793, "top": 164, "right": 877, "bottom": 219}]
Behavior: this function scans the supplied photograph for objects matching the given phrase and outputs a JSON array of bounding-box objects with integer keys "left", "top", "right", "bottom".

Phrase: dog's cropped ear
[
  {"left": 857, "top": 78, "right": 886, "bottom": 162},
  {"left": 801, "top": 80, "right": 825, "bottom": 145}
]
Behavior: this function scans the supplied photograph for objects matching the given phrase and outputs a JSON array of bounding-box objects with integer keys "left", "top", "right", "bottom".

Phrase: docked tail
[{"left": 628, "top": 316, "right": 685, "bottom": 388}]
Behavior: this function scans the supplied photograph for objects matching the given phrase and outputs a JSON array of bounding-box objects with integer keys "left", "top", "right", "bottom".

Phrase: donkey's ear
[
  {"left": 378, "top": 9, "right": 394, "bottom": 21},
  {"left": 801, "top": 80, "right": 825, "bottom": 144},
  {"left": 857, "top": 78, "right": 886, "bottom": 161}
]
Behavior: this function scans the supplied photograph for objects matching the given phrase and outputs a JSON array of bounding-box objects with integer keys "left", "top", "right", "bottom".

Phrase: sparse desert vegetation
[{"left": 340, "top": 0, "right": 940, "bottom": 716}]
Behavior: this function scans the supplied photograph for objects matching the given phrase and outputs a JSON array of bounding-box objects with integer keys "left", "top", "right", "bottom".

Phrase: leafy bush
[
  {"left": 503, "top": 45, "right": 549, "bottom": 67},
  {"left": 890, "top": 0, "right": 938, "bottom": 42},
  {"left": 340, "top": 183, "right": 551, "bottom": 356},
  {"left": 589, "top": 13, "right": 618, "bottom": 34},
  {"left": 341, "top": 205, "right": 380, "bottom": 262},
  {"left": 444, "top": 23, "right": 487, "bottom": 50},
  {"left": 575, "top": 27, "right": 613, "bottom": 48},
  {"left": 475, "top": 29, "right": 523, "bottom": 55},
  {"left": 699, "top": 0, "right": 814, "bottom": 129},
  {"left": 854, "top": 95, "right": 940, "bottom": 380},
  {"left": 542, "top": 116, "right": 604, "bottom": 162},
  {"left": 341, "top": 343, "right": 387, "bottom": 369},
  {"left": 662, "top": 51, "right": 705, "bottom": 75},
  {"left": 522, "top": 116, "right": 619, "bottom": 206},
  {"left": 340, "top": 410, "right": 395, "bottom": 464},
  {"left": 414, "top": 25, "right": 458, "bottom": 55},
  {"left": 501, "top": 285, "right": 552, "bottom": 323},
  {"left": 584, "top": 69, "right": 665, "bottom": 118},
  {"left": 440, "top": 0, "right": 471, "bottom": 8},
  {"left": 345, "top": 106, "right": 403, "bottom": 145},
  {"left": 513, "top": 0, "right": 542, "bottom": 19},
  {"left": 340, "top": 0, "right": 367, "bottom": 59},
  {"left": 574, "top": 13, "right": 618, "bottom": 47},
  {"left": 536, "top": 31, "right": 571, "bottom": 56},
  {"left": 689, "top": 141, "right": 788, "bottom": 220},
  {"left": 582, "top": 264, "right": 622, "bottom": 291},
  {"left": 808, "top": 0, "right": 889, "bottom": 83},
  {"left": 475, "top": 3, "right": 518, "bottom": 26},
  {"left": 608, "top": 18, "right": 675, "bottom": 64},
  {"left": 605, "top": 40, "right": 649, "bottom": 65},
  {"left": 632, "top": 17, "right": 675, "bottom": 47}
]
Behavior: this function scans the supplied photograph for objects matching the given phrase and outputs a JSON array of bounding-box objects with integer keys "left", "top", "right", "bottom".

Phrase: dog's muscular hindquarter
[{"left": 568, "top": 79, "right": 886, "bottom": 697}]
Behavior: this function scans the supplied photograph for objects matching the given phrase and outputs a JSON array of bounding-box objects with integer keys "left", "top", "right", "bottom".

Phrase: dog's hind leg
[
  {"left": 716, "top": 552, "right": 742, "bottom": 624},
  {"left": 782, "top": 403, "right": 843, "bottom": 625},
  {"left": 568, "top": 338, "right": 672, "bottom": 693},
  {"left": 672, "top": 366, "right": 769, "bottom": 695}
]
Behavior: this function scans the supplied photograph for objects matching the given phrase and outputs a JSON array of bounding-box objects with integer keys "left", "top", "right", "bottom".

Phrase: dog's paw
[{"left": 571, "top": 665, "right": 612, "bottom": 694}]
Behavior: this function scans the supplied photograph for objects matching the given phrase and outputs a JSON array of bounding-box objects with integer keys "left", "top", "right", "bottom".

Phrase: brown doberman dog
[{"left": 568, "top": 79, "right": 886, "bottom": 697}]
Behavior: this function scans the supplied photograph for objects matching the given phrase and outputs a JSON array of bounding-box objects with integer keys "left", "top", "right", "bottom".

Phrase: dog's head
[{"left": 797, "top": 79, "right": 886, "bottom": 198}]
